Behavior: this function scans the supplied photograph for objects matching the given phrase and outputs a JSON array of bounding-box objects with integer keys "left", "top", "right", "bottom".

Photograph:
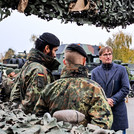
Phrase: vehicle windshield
[
  {"left": 93, "top": 57, "right": 100, "bottom": 63},
  {"left": 130, "top": 70, "right": 134, "bottom": 75}
]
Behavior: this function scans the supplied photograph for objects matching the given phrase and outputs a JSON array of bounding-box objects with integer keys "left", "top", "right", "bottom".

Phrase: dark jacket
[{"left": 91, "top": 63, "right": 129, "bottom": 131}]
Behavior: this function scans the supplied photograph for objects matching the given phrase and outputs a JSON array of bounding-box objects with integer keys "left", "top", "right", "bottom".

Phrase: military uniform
[
  {"left": 0, "top": 75, "right": 14, "bottom": 101},
  {"left": 10, "top": 48, "right": 60, "bottom": 113},
  {"left": 34, "top": 64, "right": 113, "bottom": 129}
]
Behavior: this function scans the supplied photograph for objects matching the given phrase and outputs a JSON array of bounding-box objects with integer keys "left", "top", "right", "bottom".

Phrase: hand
[{"left": 107, "top": 98, "right": 114, "bottom": 107}]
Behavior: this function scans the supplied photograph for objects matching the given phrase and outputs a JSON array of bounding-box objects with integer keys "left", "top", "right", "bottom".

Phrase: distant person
[
  {"left": 14, "top": 68, "right": 20, "bottom": 74},
  {"left": 10, "top": 32, "right": 60, "bottom": 113},
  {"left": 0, "top": 68, "right": 15, "bottom": 101},
  {"left": 13, "top": 68, "right": 20, "bottom": 78},
  {"left": 6, "top": 68, "right": 15, "bottom": 79},
  {"left": 34, "top": 44, "right": 113, "bottom": 129},
  {"left": 91, "top": 46, "right": 129, "bottom": 133},
  {"left": 1, "top": 76, "right": 14, "bottom": 101}
]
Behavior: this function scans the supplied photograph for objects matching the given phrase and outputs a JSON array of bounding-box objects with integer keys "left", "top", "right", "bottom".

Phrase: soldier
[
  {"left": 10, "top": 32, "right": 60, "bottom": 113},
  {"left": 1, "top": 68, "right": 22, "bottom": 101},
  {"left": 0, "top": 68, "right": 15, "bottom": 101},
  {"left": 6, "top": 68, "right": 15, "bottom": 79},
  {"left": 0, "top": 75, "right": 14, "bottom": 101},
  {"left": 34, "top": 43, "right": 113, "bottom": 129},
  {"left": 13, "top": 68, "right": 20, "bottom": 78}
]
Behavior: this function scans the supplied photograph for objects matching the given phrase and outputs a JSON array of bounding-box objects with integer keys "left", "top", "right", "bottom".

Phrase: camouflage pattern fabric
[
  {"left": 34, "top": 64, "right": 113, "bottom": 129},
  {"left": 0, "top": 0, "right": 134, "bottom": 30},
  {"left": 0, "top": 101, "right": 118, "bottom": 134},
  {"left": 10, "top": 48, "right": 60, "bottom": 114},
  {"left": 0, "top": 75, "right": 14, "bottom": 101}
]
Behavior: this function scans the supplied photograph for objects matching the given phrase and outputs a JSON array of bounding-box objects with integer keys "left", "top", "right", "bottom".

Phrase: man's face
[
  {"left": 99, "top": 49, "right": 113, "bottom": 64},
  {"left": 8, "top": 72, "right": 15, "bottom": 78},
  {"left": 47, "top": 46, "right": 58, "bottom": 58}
]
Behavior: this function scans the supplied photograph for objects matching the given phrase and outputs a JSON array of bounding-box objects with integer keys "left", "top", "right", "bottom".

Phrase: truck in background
[
  {"left": 1, "top": 44, "right": 101, "bottom": 81},
  {"left": 3, "top": 51, "right": 27, "bottom": 69},
  {"left": 113, "top": 60, "right": 134, "bottom": 96},
  {"left": 52, "top": 43, "right": 101, "bottom": 80}
]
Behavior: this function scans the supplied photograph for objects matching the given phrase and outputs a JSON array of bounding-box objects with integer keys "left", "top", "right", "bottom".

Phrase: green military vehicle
[
  {"left": 0, "top": 63, "right": 19, "bottom": 100},
  {"left": 113, "top": 61, "right": 134, "bottom": 92},
  {"left": 127, "top": 64, "right": 134, "bottom": 91},
  {"left": 3, "top": 51, "right": 27, "bottom": 69},
  {"left": 121, "top": 63, "right": 134, "bottom": 98},
  {"left": 1, "top": 44, "right": 100, "bottom": 81},
  {"left": 53, "top": 43, "right": 101, "bottom": 80},
  {"left": 110, "top": 61, "right": 134, "bottom": 98},
  {"left": 0, "top": 51, "right": 27, "bottom": 86}
]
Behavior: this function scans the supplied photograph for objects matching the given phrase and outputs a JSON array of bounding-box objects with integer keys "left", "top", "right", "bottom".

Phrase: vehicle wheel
[
  {"left": 131, "top": 84, "right": 134, "bottom": 92},
  {"left": 9, "top": 58, "right": 17, "bottom": 64},
  {"left": 16, "top": 58, "right": 24, "bottom": 68},
  {"left": 22, "top": 59, "right": 26, "bottom": 64}
]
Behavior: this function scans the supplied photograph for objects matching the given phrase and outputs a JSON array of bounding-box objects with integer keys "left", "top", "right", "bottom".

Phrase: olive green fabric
[
  {"left": 0, "top": 101, "right": 117, "bottom": 134},
  {"left": 6, "top": 68, "right": 14, "bottom": 75},
  {"left": 0, "top": 0, "right": 134, "bottom": 29},
  {"left": 0, "top": 75, "right": 14, "bottom": 101},
  {"left": 14, "top": 68, "right": 20, "bottom": 74}
]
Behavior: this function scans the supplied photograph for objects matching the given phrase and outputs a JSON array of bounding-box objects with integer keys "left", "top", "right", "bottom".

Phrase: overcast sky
[{"left": 0, "top": 10, "right": 134, "bottom": 55}]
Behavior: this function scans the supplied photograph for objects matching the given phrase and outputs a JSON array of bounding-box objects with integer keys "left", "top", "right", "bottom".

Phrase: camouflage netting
[
  {"left": 0, "top": 101, "right": 121, "bottom": 134},
  {"left": 0, "top": 0, "right": 134, "bottom": 30}
]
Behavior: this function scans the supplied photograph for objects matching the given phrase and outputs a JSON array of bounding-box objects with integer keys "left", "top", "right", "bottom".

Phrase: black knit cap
[
  {"left": 66, "top": 43, "right": 88, "bottom": 60},
  {"left": 38, "top": 32, "right": 60, "bottom": 47}
]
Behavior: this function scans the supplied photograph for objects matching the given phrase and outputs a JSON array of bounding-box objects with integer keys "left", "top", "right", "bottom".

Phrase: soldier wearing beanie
[
  {"left": 34, "top": 43, "right": 113, "bottom": 129},
  {"left": 13, "top": 69, "right": 20, "bottom": 78},
  {"left": 6, "top": 68, "right": 15, "bottom": 79},
  {"left": 14, "top": 69, "right": 20, "bottom": 74},
  {"left": 10, "top": 32, "right": 60, "bottom": 114},
  {"left": 1, "top": 68, "right": 15, "bottom": 101}
]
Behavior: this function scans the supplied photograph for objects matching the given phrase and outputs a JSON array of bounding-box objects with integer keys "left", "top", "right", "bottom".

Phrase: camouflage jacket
[
  {"left": 0, "top": 75, "right": 14, "bottom": 101},
  {"left": 34, "top": 64, "right": 113, "bottom": 129},
  {"left": 10, "top": 48, "right": 60, "bottom": 113}
]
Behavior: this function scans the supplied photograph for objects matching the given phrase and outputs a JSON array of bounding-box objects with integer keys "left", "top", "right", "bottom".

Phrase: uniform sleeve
[
  {"left": 21, "top": 69, "right": 48, "bottom": 114},
  {"left": 10, "top": 76, "right": 22, "bottom": 102},
  {"left": 88, "top": 84, "right": 113, "bottom": 129},
  {"left": 33, "top": 89, "right": 48, "bottom": 116},
  {"left": 2, "top": 77, "right": 14, "bottom": 96}
]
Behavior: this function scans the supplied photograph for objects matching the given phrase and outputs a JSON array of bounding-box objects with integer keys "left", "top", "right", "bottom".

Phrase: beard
[{"left": 47, "top": 50, "right": 55, "bottom": 58}]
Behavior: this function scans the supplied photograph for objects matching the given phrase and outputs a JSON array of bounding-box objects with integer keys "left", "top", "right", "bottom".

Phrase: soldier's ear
[
  {"left": 63, "top": 59, "right": 66, "bottom": 65},
  {"left": 43, "top": 45, "right": 50, "bottom": 54},
  {"left": 83, "top": 57, "right": 86, "bottom": 66}
]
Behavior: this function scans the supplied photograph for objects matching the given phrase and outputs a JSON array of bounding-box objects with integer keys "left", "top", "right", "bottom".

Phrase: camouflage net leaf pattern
[
  {"left": 0, "top": 0, "right": 134, "bottom": 30},
  {"left": 0, "top": 101, "right": 118, "bottom": 134}
]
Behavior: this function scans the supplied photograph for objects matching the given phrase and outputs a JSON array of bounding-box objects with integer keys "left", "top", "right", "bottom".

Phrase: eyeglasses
[{"left": 102, "top": 53, "right": 112, "bottom": 57}]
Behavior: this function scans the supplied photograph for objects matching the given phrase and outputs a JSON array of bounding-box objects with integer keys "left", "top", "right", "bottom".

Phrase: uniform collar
[
  {"left": 61, "top": 64, "right": 89, "bottom": 78},
  {"left": 27, "top": 48, "right": 60, "bottom": 71}
]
